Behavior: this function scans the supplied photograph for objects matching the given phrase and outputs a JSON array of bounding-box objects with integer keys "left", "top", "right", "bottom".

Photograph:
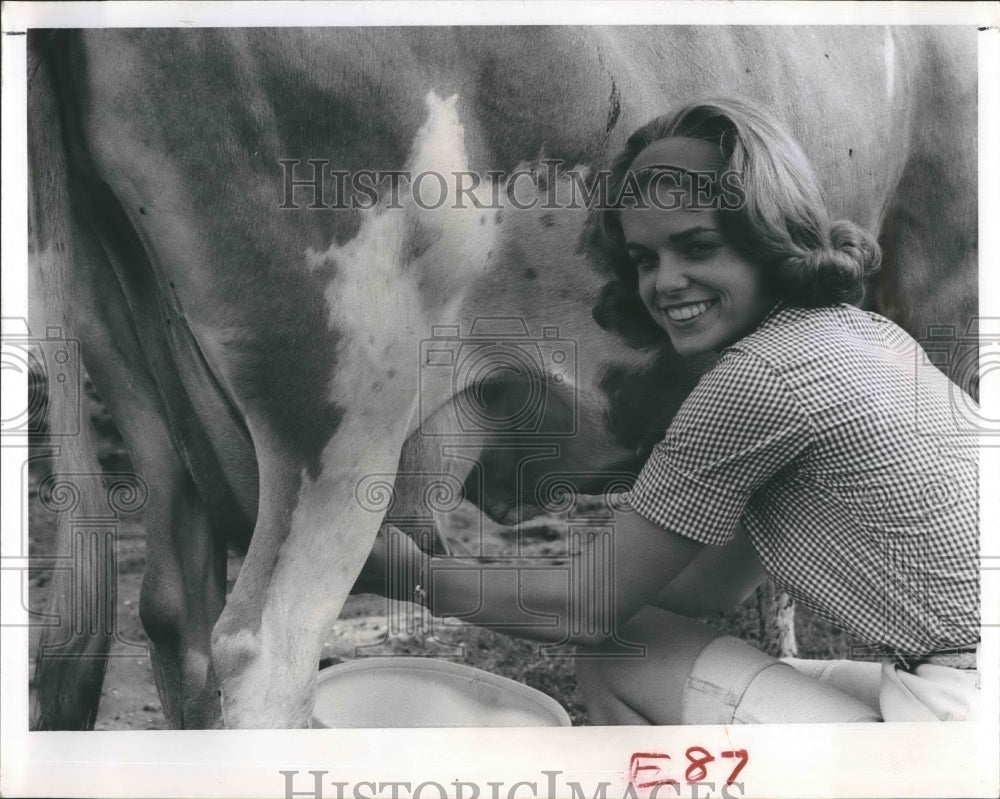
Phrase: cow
[{"left": 26, "top": 26, "right": 977, "bottom": 729}]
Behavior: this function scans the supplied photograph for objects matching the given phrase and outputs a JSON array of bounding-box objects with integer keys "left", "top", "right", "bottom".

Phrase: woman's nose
[{"left": 654, "top": 254, "right": 690, "bottom": 293}]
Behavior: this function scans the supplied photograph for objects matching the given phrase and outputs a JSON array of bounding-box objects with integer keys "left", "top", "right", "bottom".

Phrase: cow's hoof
[{"left": 213, "top": 629, "right": 315, "bottom": 728}]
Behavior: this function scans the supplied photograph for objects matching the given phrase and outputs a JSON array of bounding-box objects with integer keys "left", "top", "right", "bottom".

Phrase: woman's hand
[{"left": 351, "top": 523, "right": 425, "bottom": 600}]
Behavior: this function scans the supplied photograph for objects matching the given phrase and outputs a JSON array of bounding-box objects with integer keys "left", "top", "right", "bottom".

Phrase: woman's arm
[
  {"left": 372, "top": 502, "right": 705, "bottom": 648},
  {"left": 649, "top": 521, "right": 767, "bottom": 616}
]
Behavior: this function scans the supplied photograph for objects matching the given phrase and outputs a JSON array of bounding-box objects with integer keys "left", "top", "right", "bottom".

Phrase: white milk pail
[{"left": 311, "top": 657, "right": 572, "bottom": 728}]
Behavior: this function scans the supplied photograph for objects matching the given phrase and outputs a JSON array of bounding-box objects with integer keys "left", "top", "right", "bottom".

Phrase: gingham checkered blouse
[{"left": 626, "top": 304, "right": 979, "bottom": 656}]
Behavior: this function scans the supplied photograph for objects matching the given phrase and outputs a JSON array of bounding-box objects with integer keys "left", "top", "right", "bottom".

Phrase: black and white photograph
[{"left": 1, "top": 2, "right": 998, "bottom": 798}]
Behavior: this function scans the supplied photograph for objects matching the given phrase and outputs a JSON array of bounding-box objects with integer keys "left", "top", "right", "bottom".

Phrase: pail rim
[{"left": 312, "top": 656, "right": 572, "bottom": 728}]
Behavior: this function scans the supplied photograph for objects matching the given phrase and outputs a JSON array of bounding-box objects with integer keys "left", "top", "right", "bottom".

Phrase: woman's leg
[{"left": 575, "top": 607, "right": 882, "bottom": 724}]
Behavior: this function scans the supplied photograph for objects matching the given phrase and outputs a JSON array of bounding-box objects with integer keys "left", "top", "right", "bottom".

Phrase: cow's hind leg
[
  {"left": 29, "top": 29, "right": 229, "bottom": 729},
  {"left": 137, "top": 472, "right": 226, "bottom": 728},
  {"left": 210, "top": 456, "right": 379, "bottom": 727},
  {"left": 212, "top": 413, "right": 416, "bottom": 728},
  {"left": 58, "top": 222, "right": 227, "bottom": 728}
]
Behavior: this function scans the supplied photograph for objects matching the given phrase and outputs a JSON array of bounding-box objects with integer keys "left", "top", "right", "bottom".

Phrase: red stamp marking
[
  {"left": 720, "top": 750, "right": 749, "bottom": 784},
  {"left": 684, "top": 747, "right": 714, "bottom": 782},
  {"left": 628, "top": 748, "right": 749, "bottom": 788},
  {"left": 628, "top": 753, "right": 679, "bottom": 789}
]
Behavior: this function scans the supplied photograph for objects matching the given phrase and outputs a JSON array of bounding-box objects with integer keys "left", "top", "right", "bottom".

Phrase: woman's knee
[
  {"left": 574, "top": 608, "right": 726, "bottom": 725},
  {"left": 574, "top": 646, "right": 657, "bottom": 725}
]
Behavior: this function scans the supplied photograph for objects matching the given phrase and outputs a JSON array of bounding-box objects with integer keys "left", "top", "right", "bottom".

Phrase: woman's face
[{"left": 620, "top": 204, "right": 776, "bottom": 357}]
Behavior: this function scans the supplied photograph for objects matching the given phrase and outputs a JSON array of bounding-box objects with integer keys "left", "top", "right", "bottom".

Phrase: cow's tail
[{"left": 27, "top": 30, "right": 112, "bottom": 731}]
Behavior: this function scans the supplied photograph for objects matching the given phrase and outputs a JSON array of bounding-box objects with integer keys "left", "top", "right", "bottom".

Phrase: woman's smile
[{"left": 661, "top": 297, "right": 718, "bottom": 323}]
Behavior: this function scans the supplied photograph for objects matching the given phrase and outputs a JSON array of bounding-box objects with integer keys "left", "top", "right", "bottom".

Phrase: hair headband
[{"left": 629, "top": 136, "right": 728, "bottom": 176}]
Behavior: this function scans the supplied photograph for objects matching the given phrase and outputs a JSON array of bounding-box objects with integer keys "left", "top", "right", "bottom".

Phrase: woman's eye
[
  {"left": 683, "top": 241, "right": 719, "bottom": 259},
  {"left": 630, "top": 252, "right": 657, "bottom": 272}
]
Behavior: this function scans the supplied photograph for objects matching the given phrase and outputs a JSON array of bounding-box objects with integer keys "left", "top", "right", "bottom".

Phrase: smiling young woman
[{"left": 361, "top": 98, "right": 980, "bottom": 725}]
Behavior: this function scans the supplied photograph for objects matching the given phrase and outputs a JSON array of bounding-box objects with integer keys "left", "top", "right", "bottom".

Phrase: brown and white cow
[{"left": 27, "top": 26, "right": 977, "bottom": 728}]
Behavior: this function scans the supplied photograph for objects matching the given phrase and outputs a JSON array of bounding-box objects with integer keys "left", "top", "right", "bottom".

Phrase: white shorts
[{"left": 682, "top": 636, "right": 981, "bottom": 723}]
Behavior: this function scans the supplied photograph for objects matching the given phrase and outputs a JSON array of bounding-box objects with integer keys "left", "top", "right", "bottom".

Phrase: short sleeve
[{"left": 626, "top": 350, "right": 814, "bottom": 546}]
